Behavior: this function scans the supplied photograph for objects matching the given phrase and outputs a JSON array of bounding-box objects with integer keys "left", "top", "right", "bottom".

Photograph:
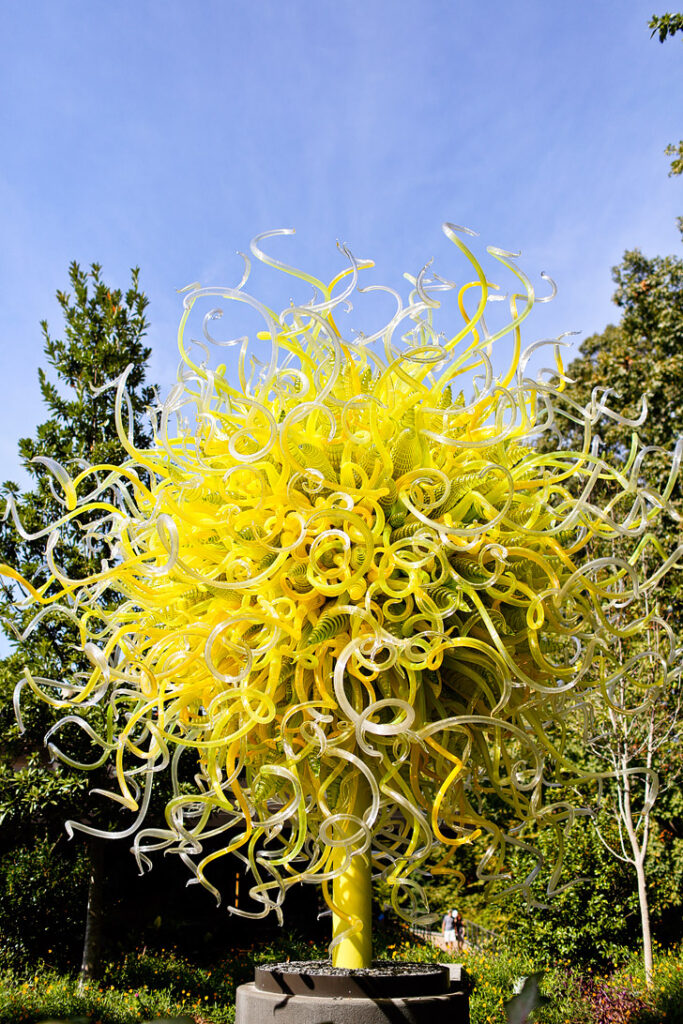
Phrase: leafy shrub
[
  {"left": 0, "top": 966, "right": 234, "bottom": 1023},
  {"left": 2, "top": 927, "right": 682, "bottom": 1024},
  {"left": 0, "top": 837, "right": 89, "bottom": 970},
  {"left": 101, "top": 946, "right": 235, "bottom": 1009},
  {"left": 500, "top": 814, "right": 641, "bottom": 968},
  {"left": 613, "top": 945, "right": 683, "bottom": 1024},
  {"left": 372, "top": 927, "right": 589, "bottom": 1022},
  {"left": 577, "top": 976, "right": 646, "bottom": 1024}
]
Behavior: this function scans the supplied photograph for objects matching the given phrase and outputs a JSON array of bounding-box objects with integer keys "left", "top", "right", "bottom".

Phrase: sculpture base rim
[{"left": 236, "top": 961, "right": 469, "bottom": 1024}]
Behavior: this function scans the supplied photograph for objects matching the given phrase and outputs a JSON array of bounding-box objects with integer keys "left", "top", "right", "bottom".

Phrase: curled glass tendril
[{"left": 3, "top": 225, "right": 682, "bottom": 958}]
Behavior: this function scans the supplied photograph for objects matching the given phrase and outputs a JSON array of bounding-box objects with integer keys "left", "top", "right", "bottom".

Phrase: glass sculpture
[{"left": 4, "top": 226, "right": 681, "bottom": 968}]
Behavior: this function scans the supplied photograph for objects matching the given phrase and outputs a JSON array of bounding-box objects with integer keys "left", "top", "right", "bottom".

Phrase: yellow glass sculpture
[{"left": 4, "top": 226, "right": 681, "bottom": 968}]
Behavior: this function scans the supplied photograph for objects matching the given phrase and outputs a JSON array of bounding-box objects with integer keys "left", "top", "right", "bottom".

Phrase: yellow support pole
[
  {"left": 331, "top": 847, "right": 372, "bottom": 968},
  {"left": 331, "top": 777, "right": 372, "bottom": 969}
]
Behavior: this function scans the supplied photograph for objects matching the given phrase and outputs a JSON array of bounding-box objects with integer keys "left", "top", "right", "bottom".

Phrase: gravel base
[{"left": 259, "top": 960, "right": 445, "bottom": 977}]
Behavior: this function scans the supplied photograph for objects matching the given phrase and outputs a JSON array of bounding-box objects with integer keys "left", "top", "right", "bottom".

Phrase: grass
[{"left": 0, "top": 934, "right": 681, "bottom": 1023}]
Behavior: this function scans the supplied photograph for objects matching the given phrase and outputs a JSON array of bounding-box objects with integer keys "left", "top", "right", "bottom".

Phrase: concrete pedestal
[{"left": 235, "top": 961, "right": 469, "bottom": 1024}]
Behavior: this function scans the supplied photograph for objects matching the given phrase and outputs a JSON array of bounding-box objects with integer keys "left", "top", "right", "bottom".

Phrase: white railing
[{"left": 409, "top": 917, "right": 499, "bottom": 951}]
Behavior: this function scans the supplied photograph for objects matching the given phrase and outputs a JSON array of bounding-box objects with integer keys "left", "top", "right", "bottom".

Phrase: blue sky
[{"left": 1, "top": 0, "right": 681, "bottom": 486}]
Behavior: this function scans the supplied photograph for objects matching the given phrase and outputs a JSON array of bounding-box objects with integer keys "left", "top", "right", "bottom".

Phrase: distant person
[
  {"left": 454, "top": 910, "right": 466, "bottom": 951},
  {"left": 441, "top": 908, "right": 456, "bottom": 949}
]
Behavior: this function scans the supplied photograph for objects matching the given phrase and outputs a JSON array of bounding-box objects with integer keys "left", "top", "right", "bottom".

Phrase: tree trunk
[
  {"left": 78, "top": 837, "right": 105, "bottom": 988},
  {"left": 634, "top": 855, "right": 654, "bottom": 988}
]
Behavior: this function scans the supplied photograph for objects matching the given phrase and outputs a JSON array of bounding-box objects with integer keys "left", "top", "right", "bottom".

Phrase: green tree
[
  {"left": 649, "top": 12, "right": 683, "bottom": 179},
  {"left": 0, "top": 262, "right": 156, "bottom": 979},
  {"left": 533, "top": 246, "right": 683, "bottom": 979},
  {"left": 584, "top": 596, "right": 683, "bottom": 986},
  {"left": 555, "top": 247, "right": 683, "bottom": 528}
]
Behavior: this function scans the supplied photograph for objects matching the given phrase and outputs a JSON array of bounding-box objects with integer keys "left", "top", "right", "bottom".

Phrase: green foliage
[
  {"left": 0, "top": 262, "right": 156, "bottom": 841},
  {"left": 0, "top": 838, "right": 89, "bottom": 970},
  {"left": 523, "top": 210, "right": 683, "bottom": 986},
  {"left": 1, "top": 933, "right": 683, "bottom": 1024},
  {"left": 427, "top": 785, "right": 683, "bottom": 964},
  {"left": 0, "top": 754, "right": 88, "bottom": 831},
  {"left": 541, "top": 248, "right": 683, "bottom": 644},
  {"left": 467, "top": 954, "right": 589, "bottom": 1024},
  {"left": 649, "top": 12, "right": 683, "bottom": 42},
  {"left": 648, "top": 12, "right": 683, "bottom": 177},
  {"left": 0, "top": 935, "right": 328, "bottom": 1024},
  {"left": 374, "top": 932, "right": 683, "bottom": 1024},
  {"left": 500, "top": 815, "right": 641, "bottom": 967},
  {"left": 547, "top": 243, "right": 683, "bottom": 871},
  {"left": 101, "top": 946, "right": 236, "bottom": 1010},
  {"left": 629, "top": 946, "right": 683, "bottom": 1022},
  {"left": 0, "top": 967, "right": 218, "bottom": 1023},
  {"left": 665, "top": 139, "right": 683, "bottom": 176},
  {"left": 561, "top": 251, "right": 683, "bottom": 487},
  {"left": 0, "top": 261, "right": 158, "bottom": 985},
  {"left": 642, "top": 786, "right": 683, "bottom": 932}
]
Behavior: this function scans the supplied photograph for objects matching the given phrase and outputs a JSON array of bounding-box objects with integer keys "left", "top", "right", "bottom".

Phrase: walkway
[{"left": 410, "top": 917, "right": 499, "bottom": 952}]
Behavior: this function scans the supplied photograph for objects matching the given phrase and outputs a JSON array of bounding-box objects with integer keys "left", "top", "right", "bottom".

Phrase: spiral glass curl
[{"left": 4, "top": 225, "right": 682, "bottom": 939}]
